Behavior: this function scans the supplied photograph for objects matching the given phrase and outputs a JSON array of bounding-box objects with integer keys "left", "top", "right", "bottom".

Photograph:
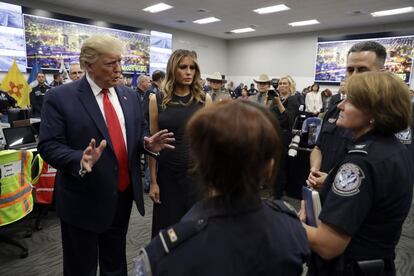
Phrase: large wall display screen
[
  {"left": 0, "top": 2, "right": 26, "bottom": 72},
  {"left": 150, "top": 30, "right": 172, "bottom": 75},
  {"left": 24, "top": 14, "right": 150, "bottom": 73},
  {"left": 315, "top": 35, "right": 414, "bottom": 84}
]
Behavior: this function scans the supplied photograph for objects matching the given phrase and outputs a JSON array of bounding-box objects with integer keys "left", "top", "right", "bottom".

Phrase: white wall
[
  {"left": 227, "top": 23, "right": 414, "bottom": 92},
  {"left": 171, "top": 30, "right": 227, "bottom": 77},
  {"left": 227, "top": 33, "right": 317, "bottom": 91}
]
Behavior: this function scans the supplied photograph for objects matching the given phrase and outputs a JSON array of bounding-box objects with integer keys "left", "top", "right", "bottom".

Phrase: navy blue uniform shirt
[
  {"left": 135, "top": 196, "right": 309, "bottom": 276},
  {"left": 316, "top": 100, "right": 352, "bottom": 173},
  {"left": 318, "top": 132, "right": 414, "bottom": 275},
  {"left": 30, "top": 83, "right": 50, "bottom": 118}
]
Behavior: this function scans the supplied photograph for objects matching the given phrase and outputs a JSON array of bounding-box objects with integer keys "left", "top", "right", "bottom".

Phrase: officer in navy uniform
[
  {"left": 302, "top": 72, "right": 414, "bottom": 276},
  {"left": 0, "top": 89, "right": 17, "bottom": 123},
  {"left": 134, "top": 100, "right": 309, "bottom": 276},
  {"left": 308, "top": 41, "right": 388, "bottom": 190},
  {"left": 30, "top": 72, "right": 50, "bottom": 118}
]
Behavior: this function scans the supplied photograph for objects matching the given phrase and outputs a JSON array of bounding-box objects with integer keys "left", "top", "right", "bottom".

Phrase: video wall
[
  {"left": 315, "top": 35, "right": 414, "bottom": 84},
  {"left": 24, "top": 14, "right": 150, "bottom": 73},
  {"left": 150, "top": 30, "right": 172, "bottom": 75},
  {"left": 0, "top": 2, "right": 172, "bottom": 74},
  {"left": 0, "top": 2, "right": 26, "bottom": 72}
]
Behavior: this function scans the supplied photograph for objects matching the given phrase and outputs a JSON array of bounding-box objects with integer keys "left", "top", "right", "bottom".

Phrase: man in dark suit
[
  {"left": 38, "top": 35, "right": 174, "bottom": 276},
  {"left": 327, "top": 80, "right": 346, "bottom": 111}
]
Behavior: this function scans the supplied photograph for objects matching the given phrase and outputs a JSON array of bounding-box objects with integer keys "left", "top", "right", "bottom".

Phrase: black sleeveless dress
[{"left": 151, "top": 93, "right": 203, "bottom": 237}]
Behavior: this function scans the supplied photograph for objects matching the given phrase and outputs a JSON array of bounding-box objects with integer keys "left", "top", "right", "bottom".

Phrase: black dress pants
[{"left": 60, "top": 188, "right": 133, "bottom": 276}]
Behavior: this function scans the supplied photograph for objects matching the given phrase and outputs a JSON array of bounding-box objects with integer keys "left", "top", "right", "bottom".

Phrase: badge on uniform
[
  {"left": 332, "top": 163, "right": 365, "bottom": 196},
  {"left": 328, "top": 118, "right": 336, "bottom": 123},
  {"left": 167, "top": 228, "right": 178, "bottom": 243},
  {"left": 395, "top": 127, "right": 412, "bottom": 145}
]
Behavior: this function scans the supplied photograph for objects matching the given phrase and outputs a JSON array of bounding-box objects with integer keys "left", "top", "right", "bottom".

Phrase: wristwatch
[
  {"left": 79, "top": 163, "right": 87, "bottom": 177},
  {"left": 146, "top": 150, "right": 160, "bottom": 159}
]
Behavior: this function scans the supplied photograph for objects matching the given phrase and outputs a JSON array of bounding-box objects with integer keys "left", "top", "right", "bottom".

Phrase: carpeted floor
[{"left": 1, "top": 192, "right": 414, "bottom": 276}]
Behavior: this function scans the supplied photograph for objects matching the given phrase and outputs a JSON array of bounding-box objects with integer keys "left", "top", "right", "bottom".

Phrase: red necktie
[{"left": 102, "top": 89, "right": 129, "bottom": 192}]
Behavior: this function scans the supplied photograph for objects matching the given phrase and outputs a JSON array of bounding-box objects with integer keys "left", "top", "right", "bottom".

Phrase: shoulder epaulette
[
  {"left": 265, "top": 199, "right": 298, "bottom": 219},
  {"left": 346, "top": 140, "right": 372, "bottom": 155},
  {"left": 145, "top": 219, "right": 208, "bottom": 263}
]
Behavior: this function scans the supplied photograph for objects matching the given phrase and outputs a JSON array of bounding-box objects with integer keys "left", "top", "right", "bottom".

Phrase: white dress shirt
[{"left": 86, "top": 74, "right": 127, "bottom": 148}]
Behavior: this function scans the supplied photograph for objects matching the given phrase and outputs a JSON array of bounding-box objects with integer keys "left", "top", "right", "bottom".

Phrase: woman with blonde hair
[
  {"left": 271, "top": 75, "right": 300, "bottom": 199},
  {"left": 301, "top": 72, "right": 413, "bottom": 276},
  {"left": 148, "top": 49, "right": 212, "bottom": 237}
]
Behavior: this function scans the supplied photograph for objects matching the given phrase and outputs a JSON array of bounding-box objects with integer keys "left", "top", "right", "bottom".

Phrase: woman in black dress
[{"left": 148, "top": 49, "right": 212, "bottom": 237}]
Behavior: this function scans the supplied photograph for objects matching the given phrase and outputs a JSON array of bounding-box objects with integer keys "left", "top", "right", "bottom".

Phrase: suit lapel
[
  {"left": 115, "top": 86, "right": 135, "bottom": 161},
  {"left": 77, "top": 77, "right": 113, "bottom": 150}
]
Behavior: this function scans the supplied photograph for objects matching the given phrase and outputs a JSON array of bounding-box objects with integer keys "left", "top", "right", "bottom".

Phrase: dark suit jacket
[
  {"left": 328, "top": 93, "right": 342, "bottom": 111},
  {"left": 38, "top": 77, "right": 146, "bottom": 233}
]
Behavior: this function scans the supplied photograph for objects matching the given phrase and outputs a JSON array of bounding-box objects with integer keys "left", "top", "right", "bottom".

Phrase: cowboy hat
[
  {"left": 254, "top": 73, "right": 271, "bottom": 83},
  {"left": 207, "top": 72, "right": 227, "bottom": 83}
]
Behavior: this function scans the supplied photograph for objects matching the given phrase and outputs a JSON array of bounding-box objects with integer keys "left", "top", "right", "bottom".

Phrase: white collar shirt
[{"left": 86, "top": 73, "right": 127, "bottom": 149}]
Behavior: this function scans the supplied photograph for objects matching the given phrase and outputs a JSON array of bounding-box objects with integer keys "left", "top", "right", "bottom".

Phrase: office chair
[{"left": 6, "top": 108, "right": 22, "bottom": 127}]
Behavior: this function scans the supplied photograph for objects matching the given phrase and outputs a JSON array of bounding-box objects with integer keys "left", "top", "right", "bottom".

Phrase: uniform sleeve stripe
[{"left": 159, "top": 232, "right": 170, "bottom": 254}]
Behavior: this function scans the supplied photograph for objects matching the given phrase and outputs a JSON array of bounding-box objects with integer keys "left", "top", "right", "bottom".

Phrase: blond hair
[
  {"left": 346, "top": 71, "right": 411, "bottom": 135},
  {"left": 280, "top": 76, "right": 296, "bottom": 96},
  {"left": 162, "top": 49, "right": 204, "bottom": 109},
  {"left": 79, "top": 35, "right": 125, "bottom": 68}
]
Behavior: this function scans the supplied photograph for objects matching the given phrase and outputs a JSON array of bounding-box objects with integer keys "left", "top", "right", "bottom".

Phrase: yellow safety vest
[{"left": 0, "top": 150, "right": 33, "bottom": 226}]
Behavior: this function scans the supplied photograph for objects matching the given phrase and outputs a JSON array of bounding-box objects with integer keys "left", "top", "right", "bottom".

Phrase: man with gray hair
[
  {"left": 38, "top": 35, "right": 174, "bottom": 275},
  {"left": 68, "top": 63, "right": 84, "bottom": 81},
  {"left": 136, "top": 74, "right": 151, "bottom": 101}
]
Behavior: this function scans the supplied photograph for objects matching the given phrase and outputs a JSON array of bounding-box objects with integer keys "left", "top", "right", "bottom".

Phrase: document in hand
[{"left": 302, "top": 186, "right": 321, "bottom": 227}]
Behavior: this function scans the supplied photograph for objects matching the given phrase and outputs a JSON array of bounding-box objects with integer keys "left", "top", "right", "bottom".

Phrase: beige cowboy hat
[
  {"left": 207, "top": 72, "right": 227, "bottom": 83},
  {"left": 254, "top": 73, "right": 271, "bottom": 83}
]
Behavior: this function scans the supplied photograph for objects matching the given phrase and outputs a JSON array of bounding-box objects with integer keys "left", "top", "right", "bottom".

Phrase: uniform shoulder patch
[
  {"left": 395, "top": 127, "right": 412, "bottom": 145},
  {"left": 332, "top": 163, "right": 365, "bottom": 196}
]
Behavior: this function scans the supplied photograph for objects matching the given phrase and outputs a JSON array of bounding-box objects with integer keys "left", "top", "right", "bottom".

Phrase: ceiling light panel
[
  {"left": 371, "top": 7, "right": 414, "bottom": 17},
  {"left": 288, "top": 19, "right": 320, "bottom": 27},
  {"left": 193, "top": 17, "right": 221, "bottom": 24},
  {"left": 253, "top": 4, "right": 290, "bottom": 15},
  {"left": 230, "top": 27, "right": 256, "bottom": 33},
  {"left": 142, "top": 3, "right": 173, "bottom": 13}
]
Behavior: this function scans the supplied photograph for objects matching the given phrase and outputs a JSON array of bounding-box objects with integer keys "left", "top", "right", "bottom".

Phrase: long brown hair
[{"left": 162, "top": 49, "right": 204, "bottom": 109}]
